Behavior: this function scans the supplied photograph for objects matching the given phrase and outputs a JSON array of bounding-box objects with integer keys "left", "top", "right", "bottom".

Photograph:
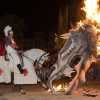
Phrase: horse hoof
[
  {"left": 22, "top": 92, "right": 26, "bottom": 94},
  {"left": 45, "top": 87, "right": 49, "bottom": 90},
  {"left": 20, "top": 89, "right": 26, "bottom": 94},
  {"left": 0, "top": 94, "right": 3, "bottom": 96}
]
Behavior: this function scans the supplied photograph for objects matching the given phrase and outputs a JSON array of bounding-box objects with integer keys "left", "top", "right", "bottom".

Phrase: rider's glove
[{"left": 14, "top": 48, "right": 18, "bottom": 51}]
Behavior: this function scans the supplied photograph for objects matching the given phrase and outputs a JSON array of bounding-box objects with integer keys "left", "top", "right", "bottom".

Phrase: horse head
[
  {"left": 47, "top": 24, "right": 97, "bottom": 95},
  {"left": 35, "top": 53, "right": 49, "bottom": 69},
  {"left": 23, "top": 49, "right": 49, "bottom": 69}
]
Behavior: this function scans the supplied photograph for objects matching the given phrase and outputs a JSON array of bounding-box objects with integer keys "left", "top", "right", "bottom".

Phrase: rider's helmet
[{"left": 4, "top": 25, "right": 12, "bottom": 37}]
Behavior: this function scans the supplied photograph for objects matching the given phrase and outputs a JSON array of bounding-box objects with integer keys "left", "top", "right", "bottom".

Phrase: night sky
[{"left": 0, "top": 0, "right": 82, "bottom": 36}]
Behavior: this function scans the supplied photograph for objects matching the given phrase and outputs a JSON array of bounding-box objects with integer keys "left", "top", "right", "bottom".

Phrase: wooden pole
[{"left": 58, "top": 4, "right": 68, "bottom": 54}]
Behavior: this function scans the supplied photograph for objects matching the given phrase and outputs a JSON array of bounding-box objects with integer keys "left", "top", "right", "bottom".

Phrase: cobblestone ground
[
  {"left": 0, "top": 80, "right": 48, "bottom": 94},
  {"left": 0, "top": 91, "right": 100, "bottom": 100},
  {"left": 1, "top": 79, "right": 100, "bottom": 94},
  {"left": 1, "top": 79, "right": 100, "bottom": 100}
]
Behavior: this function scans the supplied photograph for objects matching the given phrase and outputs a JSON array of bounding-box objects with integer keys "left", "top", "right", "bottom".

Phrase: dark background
[{"left": 0, "top": 0, "right": 82, "bottom": 36}]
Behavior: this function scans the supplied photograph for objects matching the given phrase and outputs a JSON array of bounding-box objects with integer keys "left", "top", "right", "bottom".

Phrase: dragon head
[{"left": 47, "top": 24, "right": 97, "bottom": 95}]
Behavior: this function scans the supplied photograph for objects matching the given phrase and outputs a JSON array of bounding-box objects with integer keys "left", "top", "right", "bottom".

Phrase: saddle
[
  {"left": 5, "top": 52, "right": 24, "bottom": 69},
  {"left": 5, "top": 53, "right": 10, "bottom": 61}
]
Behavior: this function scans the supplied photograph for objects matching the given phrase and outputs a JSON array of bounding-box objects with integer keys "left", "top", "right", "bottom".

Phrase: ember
[{"left": 48, "top": 84, "right": 69, "bottom": 92}]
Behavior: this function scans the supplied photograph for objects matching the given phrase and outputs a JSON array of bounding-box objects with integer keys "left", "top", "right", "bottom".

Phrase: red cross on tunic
[
  {"left": 23, "top": 68, "right": 28, "bottom": 76},
  {"left": 0, "top": 68, "right": 3, "bottom": 75},
  {"left": 13, "top": 43, "right": 16, "bottom": 47}
]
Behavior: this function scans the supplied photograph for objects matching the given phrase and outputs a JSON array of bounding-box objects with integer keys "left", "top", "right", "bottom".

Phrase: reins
[{"left": 21, "top": 53, "right": 45, "bottom": 66}]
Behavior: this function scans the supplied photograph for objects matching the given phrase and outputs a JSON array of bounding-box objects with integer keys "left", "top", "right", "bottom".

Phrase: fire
[
  {"left": 48, "top": 84, "right": 68, "bottom": 92},
  {"left": 76, "top": 20, "right": 83, "bottom": 30},
  {"left": 77, "top": 0, "right": 100, "bottom": 56},
  {"left": 82, "top": 0, "right": 100, "bottom": 23},
  {"left": 97, "top": 35, "right": 100, "bottom": 55}
]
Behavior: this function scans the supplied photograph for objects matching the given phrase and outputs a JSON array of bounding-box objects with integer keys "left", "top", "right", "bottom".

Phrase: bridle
[
  {"left": 35, "top": 52, "right": 48, "bottom": 68},
  {"left": 22, "top": 52, "right": 47, "bottom": 68}
]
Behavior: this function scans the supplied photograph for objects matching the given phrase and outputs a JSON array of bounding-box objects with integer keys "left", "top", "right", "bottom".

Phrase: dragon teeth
[
  {"left": 61, "top": 42, "right": 75, "bottom": 58},
  {"left": 64, "top": 52, "right": 67, "bottom": 55},
  {"left": 68, "top": 47, "right": 72, "bottom": 51},
  {"left": 70, "top": 45, "right": 74, "bottom": 48},
  {"left": 71, "top": 43, "right": 75, "bottom": 46},
  {"left": 66, "top": 50, "right": 70, "bottom": 53},
  {"left": 62, "top": 53, "right": 65, "bottom": 58}
]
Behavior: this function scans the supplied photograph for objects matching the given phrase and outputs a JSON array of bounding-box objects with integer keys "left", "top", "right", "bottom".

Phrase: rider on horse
[{"left": 0, "top": 25, "right": 26, "bottom": 74}]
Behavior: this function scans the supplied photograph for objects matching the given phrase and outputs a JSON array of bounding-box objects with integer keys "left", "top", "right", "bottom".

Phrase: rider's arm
[
  {"left": 5, "top": 38, "right": 13, "bottom": 48},
  {"left": 6, "top": 38, "right": 16, "bottom": 50},
  {"left": 10, "top": 44, "right": 22, "bottom": 53},
  {"left": 9, "top": 44, "right": 15, "bottom": 49}
]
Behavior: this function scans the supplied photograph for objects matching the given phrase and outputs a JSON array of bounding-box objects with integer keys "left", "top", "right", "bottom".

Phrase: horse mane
[{"left": 23, "top": 48, "right": 46, "bottom": 61}]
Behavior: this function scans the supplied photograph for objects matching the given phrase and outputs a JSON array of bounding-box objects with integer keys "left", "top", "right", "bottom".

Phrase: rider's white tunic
[
  {"left": 5, "top": 38, "right": 21, "bottom": 67},
  {"left": 0, "top": 48, "right": 47, "bottom": 84}
]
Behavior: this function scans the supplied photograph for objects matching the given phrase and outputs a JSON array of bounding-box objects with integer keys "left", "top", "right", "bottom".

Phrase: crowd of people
[{"left": 35, "top": 57, "right": 58, "bottom": 80}]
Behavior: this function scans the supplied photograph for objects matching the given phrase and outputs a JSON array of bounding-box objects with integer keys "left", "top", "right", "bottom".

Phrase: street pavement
[
  {"left": 1, "top": 91, "right": 100, "bottom": 100},
  {"left": 0, "top": 80, "right": 48, "bottom": 94},
  {"left": 0, "top": 79, "right": 100, "bottom": 100}
]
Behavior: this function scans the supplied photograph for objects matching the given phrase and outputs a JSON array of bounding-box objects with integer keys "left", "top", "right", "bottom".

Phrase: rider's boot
[{"left": 17, "top": 64, "right": 26, "bottom": 74}]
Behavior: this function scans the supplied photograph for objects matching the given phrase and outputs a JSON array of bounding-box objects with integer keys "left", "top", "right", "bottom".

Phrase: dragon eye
[{"left": 70, "top": 55, "right": 81, "bottom": 68}]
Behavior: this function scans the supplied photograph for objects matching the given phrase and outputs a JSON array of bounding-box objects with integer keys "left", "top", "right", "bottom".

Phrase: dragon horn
[{"left": 60, "top": 32, "right": 71, "bottom": 37}]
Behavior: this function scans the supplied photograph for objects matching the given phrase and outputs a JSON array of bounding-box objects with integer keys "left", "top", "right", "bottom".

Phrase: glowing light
[
  {"left": 77, "top": 0, "right": 100, "bottom": 56},
  {"left": 48, "top": 84, "right": 68, "bottom": 92},
  {"left": 76, "top": 20, "right": 83, "bottom": 30},
  {"left": 82, "top": 0, "right": 100, "bottom": 23}
]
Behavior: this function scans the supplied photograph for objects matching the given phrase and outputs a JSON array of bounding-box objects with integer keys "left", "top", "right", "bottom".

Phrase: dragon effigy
[
  {"left": 48, "top": 24, "right": 97, "bottom": 95},
  {"left": 48, "top": 0, "right": 100, "bottom": 95}
]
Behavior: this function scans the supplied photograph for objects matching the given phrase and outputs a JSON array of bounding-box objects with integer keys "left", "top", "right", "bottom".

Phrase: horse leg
[
  {"left": 37, "top": 76, "right": 48, "bottom": 90},
  {"left": 19, "top": 84, "right": 26, "bottom": 94}
]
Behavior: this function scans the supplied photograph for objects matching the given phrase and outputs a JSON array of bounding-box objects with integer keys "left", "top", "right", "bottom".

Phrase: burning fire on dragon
[{"left": 47, "top": 0, "right": 100, "bottom": 95}]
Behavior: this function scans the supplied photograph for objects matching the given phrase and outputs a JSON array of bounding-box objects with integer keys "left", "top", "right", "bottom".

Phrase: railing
[
  {"left": 11, "top": 66, "right": 100, "bottom": 80},
  {"left": 86, "top": 67, "right": 100, "bottom": 79},
  {"left": 35, "top": 68, "right": 51, "bottom": 79},
  {"left": 36, "top": 67, "right": 100, "bottom": 79}
]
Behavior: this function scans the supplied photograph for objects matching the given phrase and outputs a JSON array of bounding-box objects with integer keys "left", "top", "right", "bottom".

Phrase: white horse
[{"left": 0, "top": 48, "right": 49, "bottom": 94}]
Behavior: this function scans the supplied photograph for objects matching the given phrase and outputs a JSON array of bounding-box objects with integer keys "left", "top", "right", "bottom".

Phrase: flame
[
  {"left": 82, "top": 0, "right": 100, "bottom": 23},
  {"left": 76, "top": 0, "right": 100, "bottom": 56},
  {"left": 48, "top": 84, "right": 68, "bottom": 92},
  {"left": 76, "top": 20, "right": 83, "bottom": 30}
]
